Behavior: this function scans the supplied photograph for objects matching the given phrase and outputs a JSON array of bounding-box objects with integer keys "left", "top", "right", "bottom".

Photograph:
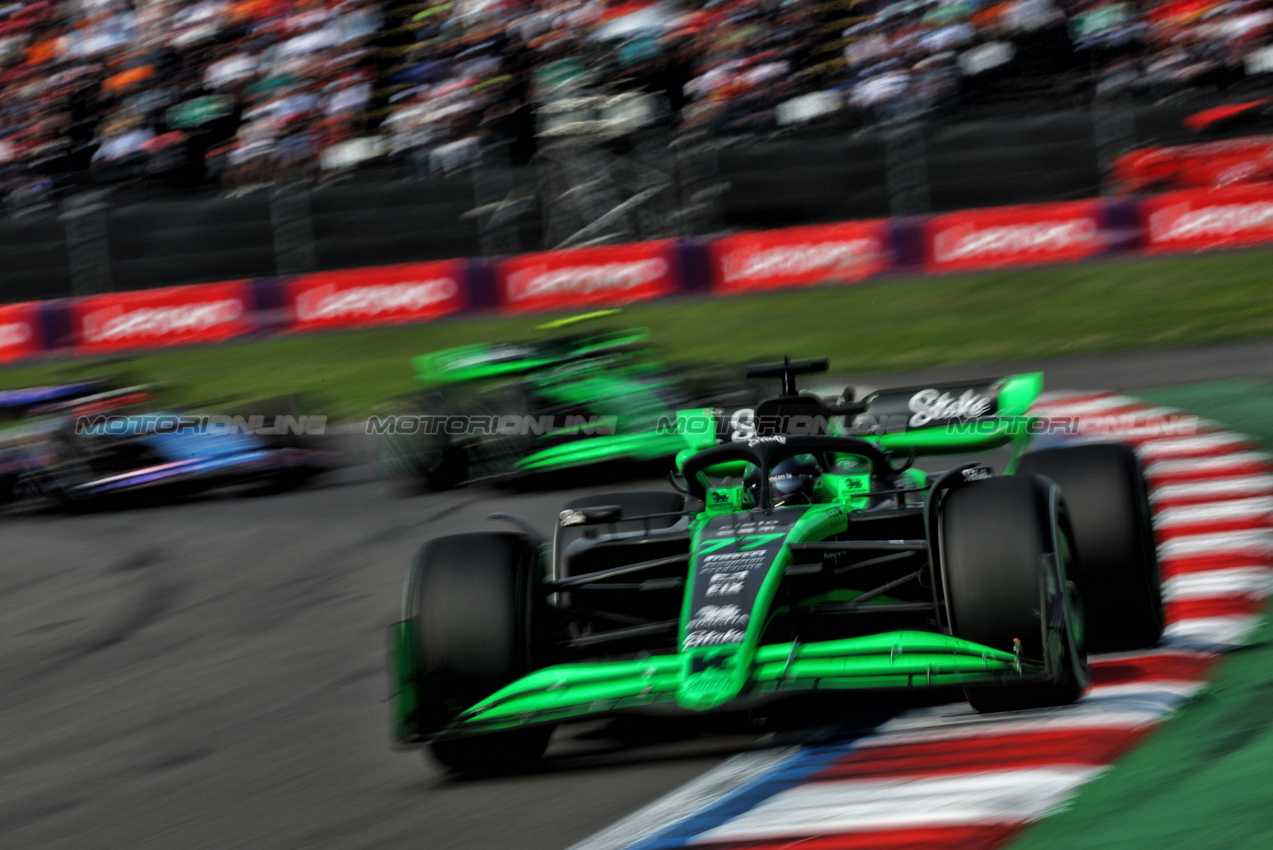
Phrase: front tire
[
  {"left": 1017, "top": 443, "right": 1163, "bottom": 653},
  {"left": 940, "top": 476, "right": 1087, "bottom": 713},
  {"left": 405, "top": 532, "right": 551, "bottom": 771}
]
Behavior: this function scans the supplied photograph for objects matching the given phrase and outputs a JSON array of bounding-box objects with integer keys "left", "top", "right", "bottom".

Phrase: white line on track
[
  {"left": 1155, "top": 497, "right": 1273, "bottom": 527},
  {"left": 1162, "top": 567, "right": 1273, "bottom": 601},
  {"left": 1146, "top": 452, "right": 1272, "bottom": 478},
  {"left": 1030, "top": 396, "right": 1138, "bottom": 415},
  {"left": 1157, "top": 529, "right": 1273, "bottom": 560},
  {"left": 1135, "top": 433, "right": 1252, "bottom": 460},
  {"left": 869, "top": 687, "right": 1195, "bottom": 741},
  {"left": 1152, "top": 475, "right": 1273, "bottom": 503},
  {"left": 689, "top": 766, "right": 1109, "bottom": 841},
  {"left": 563, "top": 746, "right": 801, "bottom": 850},
  {"left": 1162, "top": 615, "right": 1264, "bottom": 653}
]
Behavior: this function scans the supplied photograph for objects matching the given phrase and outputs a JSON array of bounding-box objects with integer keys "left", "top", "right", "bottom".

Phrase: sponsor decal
[
  {"left": 961, "top": 466, "right": 994, "bottom": 482},
  {"left": 705, "top": 571, "right": 748, "bottom": 597},
  {"left": 73, "top": 282, "right": 253, "bottom": 353},
  {"left": 287, "top": 262, "right": 464, "bottom": 330},
  {"left": 689, "top": 604, "right": 750, "bottom": 630},
  {"left": 925, "top": 201, "right": 1103, "bottom": 271},
  {"left": 710, "top": 222, "right": 890, "bottom": 293},
  {"left": 497, "top": 241, "right": 677, "bottom": 313},
  {"left": 1141, "top": 185, "right": 1273, "bottom": 253},
  {"left": 746, "top": 435, "right": 788, "bottom": 447},
  {"left": 683, "top": 628, "right": 747, "bottom": 648},
  {"left": 839, "top": 475, "right": 868, "bottom": 492},
  {"left": 0, "top": 302, "right": 42, "bottom": 363},
  {"left": 559, "top": 509, "right": 588, "bottom": 527},
  {"left": 851, "top": 381, "right": 999, "bottom": 434},
  {"left": 908, "top": 388, "right": 994, "bottom": 428}
]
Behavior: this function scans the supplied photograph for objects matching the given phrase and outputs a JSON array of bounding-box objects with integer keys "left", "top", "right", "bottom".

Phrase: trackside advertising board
[
  {"left": 924, "top": 200, "right": 1105, "bottom": 272},
  {"left": 285, "top": 261, "right": 465, "bottom": 331},
  {"left": 497, "top": 240, "right": 679, "bottom": 313},
  {"left": 73, "top": 281, "right": 254, "bottom": 354},
  {"left": 1141, "top": 185, "right": 1273, "bottom": 254},
  {"left": 0, "top": 302, "right": 43, "bottom": 363},
  {"left": 709, "top": 221, "right": 890, "bottom": 293}
]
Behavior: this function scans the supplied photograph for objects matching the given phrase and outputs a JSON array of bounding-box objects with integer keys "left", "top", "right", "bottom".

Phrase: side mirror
[{"left": 558, "top": 505, "right": 623, "bottom": 527}]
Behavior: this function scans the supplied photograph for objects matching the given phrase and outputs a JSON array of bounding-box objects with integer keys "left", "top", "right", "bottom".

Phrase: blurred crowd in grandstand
[{"left": 2, "top": 0, "right": 1273, "bottom": 208}]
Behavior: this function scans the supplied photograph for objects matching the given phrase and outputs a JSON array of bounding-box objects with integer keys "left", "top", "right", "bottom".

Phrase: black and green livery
[
  {"left": 377, "top": 320, "right": 756, "bottom": 489},
  {"left": 389, "top": 358, "right": 1164, "bottom": 771}
]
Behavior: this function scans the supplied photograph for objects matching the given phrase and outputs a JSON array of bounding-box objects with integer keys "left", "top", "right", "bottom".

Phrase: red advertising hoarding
[
  {"left": 73, "top": 281, "right": 254, "bottom": 354},
  {"left": 0, "top": 302, "right": 43, "bottom": 363},
  {"left": 497, "top": 240, "right": 678, "bottom": 313},
  {"left": 285, "top": 261, "right": 465, "bottom": 331},
  {"left": 924, "top": 201, "right": 1104, "bottom": 272},
  {"left": 709, "top": 221, "right": 890, "bottom": 293},
  {"left": 1141, "top": 185, "right": 1273, "bottom": 254}
]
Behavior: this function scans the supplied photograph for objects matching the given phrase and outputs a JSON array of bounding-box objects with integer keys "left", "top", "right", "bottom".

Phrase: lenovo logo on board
[
  {"left": 83, "top": 301, "right": 243, "bottom": 343},
  {"left": 498, "top": 241, "right": 677, "bottom": 313},
  {"left": 506, "top": 259, "right": 668, "bottom": 302},
  {"left": 286, "top": 262, "right": 466, "bottom": 331},
  {"left": 710, "top": 221, "right": 889, "bottom": 293},
  {"left": 295, "top": 279, "right": 458, "bottom": 322},
  {"left": 1144, "top": 190, "right": 1273, "bottom": 252},
  {"left": 925, "top": 201, "right": 1104, "bottom": 271},
  {"left": 73, "top": 282, "right": 253, "bottom": 354}
]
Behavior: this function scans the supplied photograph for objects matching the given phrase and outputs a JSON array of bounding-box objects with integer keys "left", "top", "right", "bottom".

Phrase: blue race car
[{"left": 0, "top": 381, "right": 332, "bottom": 508}]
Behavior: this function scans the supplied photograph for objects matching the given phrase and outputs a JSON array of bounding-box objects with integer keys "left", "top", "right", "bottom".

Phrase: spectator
[{"left": 5, "top": 0, "right": 1273, "bottom": 199}]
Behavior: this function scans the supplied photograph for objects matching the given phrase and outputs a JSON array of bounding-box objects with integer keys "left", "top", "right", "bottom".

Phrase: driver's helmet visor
[{"left": 768, "top": 454, "right": 820, "bottom": 506}]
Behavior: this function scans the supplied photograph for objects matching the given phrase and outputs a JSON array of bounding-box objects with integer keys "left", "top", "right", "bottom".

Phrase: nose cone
[{"left": 676, "top": 647, "right": 748, "bottom": 710}]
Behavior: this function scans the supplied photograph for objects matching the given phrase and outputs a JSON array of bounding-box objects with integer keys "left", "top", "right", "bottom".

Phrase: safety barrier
[{"left": 2, "top": 184, "right": 1271, "bottom": 364}]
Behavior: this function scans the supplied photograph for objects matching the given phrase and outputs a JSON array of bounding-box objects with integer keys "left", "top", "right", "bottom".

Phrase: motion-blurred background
[{"left": 6, "top": 0, "right": 1273, "bottom": 299}]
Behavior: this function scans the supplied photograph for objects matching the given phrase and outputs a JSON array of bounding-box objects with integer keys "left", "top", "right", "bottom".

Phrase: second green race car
[{"left": 376, "top": 317, "right": 758, "bottom": 490}]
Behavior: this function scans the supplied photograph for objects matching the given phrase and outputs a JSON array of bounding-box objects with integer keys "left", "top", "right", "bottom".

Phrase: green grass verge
[
  {"left": 1009, "top": 379, "right": 1273, "bottom": 850},
  {"left": 7, "top": 249, "right": 1273, "bottom": 418}
]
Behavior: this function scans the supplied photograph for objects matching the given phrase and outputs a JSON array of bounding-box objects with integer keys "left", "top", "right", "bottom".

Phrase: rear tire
[
  {"left": 1017, "top": 443, "right": 1163, "bottom": 653},
  {"left": 940, "top": 476, "right": 1087, "bottom": 713},
  {"left": 405, "top": 532, "right": 551, "bottom": 771}
]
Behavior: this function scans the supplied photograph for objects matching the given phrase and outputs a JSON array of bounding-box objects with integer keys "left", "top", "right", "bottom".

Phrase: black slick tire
[
  {"left": 940, "top": 475, "right": 1087, "bottom": 713},
  {"left": 405, "top": 532, "right": 550, "bottom": 772},
  {"left": 1017, "top": 443, "right": 1163, "bottom": 653}
]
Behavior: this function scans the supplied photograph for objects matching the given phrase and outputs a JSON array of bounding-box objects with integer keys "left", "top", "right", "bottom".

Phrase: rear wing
[
  {"left": 673, "top": 372, "right": 1043, "bottom": 460},
  {"left": 840, "top": 374, "right": 1038, "bottom": 442}
]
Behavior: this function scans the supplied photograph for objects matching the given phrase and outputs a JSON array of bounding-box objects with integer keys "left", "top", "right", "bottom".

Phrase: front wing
[{"left": 391, "top": 629, "right": 1044, "bottom": 744}]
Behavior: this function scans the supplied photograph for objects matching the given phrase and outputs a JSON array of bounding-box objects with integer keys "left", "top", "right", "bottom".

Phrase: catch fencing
[{"left": 1, "top": 181, "right": 1270, "bottom": 363}]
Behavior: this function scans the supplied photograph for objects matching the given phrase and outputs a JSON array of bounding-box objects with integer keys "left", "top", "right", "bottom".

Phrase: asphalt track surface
[{"left": 5, "top": 338, "right": 1273, "bottom": 850}]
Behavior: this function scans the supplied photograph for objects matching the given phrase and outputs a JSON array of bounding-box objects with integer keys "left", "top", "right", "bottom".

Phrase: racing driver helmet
[{"left": 745, "top": 454, "right": 821, "bottom": 507}]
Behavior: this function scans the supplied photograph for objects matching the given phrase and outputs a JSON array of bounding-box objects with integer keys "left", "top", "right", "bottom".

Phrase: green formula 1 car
[
  {"left": 389, "top": 358, "right": 1164, "bottom": 771},
  {"left": 376, "top": 317, "right": 758, "bottom": 490}
]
